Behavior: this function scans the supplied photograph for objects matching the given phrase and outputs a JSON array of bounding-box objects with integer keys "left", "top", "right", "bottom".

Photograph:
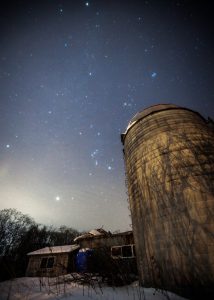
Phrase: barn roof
[
  {"left": 74, "top": 229, "right": 133, "bottom": 242},
  {"left": 27, "top": 244, "right": 79, "bottom": 256},
  {"left": 74, "top": 228, "right": 109, "bottom": 242}
]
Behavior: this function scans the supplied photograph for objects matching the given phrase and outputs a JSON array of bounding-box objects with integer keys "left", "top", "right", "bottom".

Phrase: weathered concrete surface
[{"left": 122, "top": 104, "right": 214, "bottom": 297}]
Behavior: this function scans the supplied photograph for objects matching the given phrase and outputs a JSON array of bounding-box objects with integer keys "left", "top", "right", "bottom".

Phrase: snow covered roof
[
  {"left": 89, "top": 229, "right": 105, "bottom": 236},
  {"left": 74, "top": 228, "right": 109, "bottom": 242},
  {"left": 27, "top": 244, "right": 79, "bottom": 256}
]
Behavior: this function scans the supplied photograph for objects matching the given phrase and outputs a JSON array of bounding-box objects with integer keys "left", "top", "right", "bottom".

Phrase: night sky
[{"left": 0, "top": 0, "right": 213, "bottom": 231}]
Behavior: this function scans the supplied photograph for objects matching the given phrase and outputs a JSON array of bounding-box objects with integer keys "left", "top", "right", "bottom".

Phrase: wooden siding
[
  {"left": 78, "top": 232, "right": 134, "bottom": 250},
  {"left": 26, "top": 253, "right": 75, "bottom": 277}
]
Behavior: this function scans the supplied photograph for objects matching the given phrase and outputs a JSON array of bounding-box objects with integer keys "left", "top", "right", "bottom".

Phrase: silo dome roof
[
  {"left": 121, "top": 103, "right": 205, "bottom": 144},
  {"left": 126, "top": 104, "right": 179, "bottom": 132}
]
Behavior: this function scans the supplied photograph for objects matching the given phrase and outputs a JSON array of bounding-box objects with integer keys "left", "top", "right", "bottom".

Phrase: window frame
[
  {"left": 111, "top": 244, "right": 135, "bottom": 259},
  {"left": 40, "top": 256, "right": 55, "bottom": 269}
]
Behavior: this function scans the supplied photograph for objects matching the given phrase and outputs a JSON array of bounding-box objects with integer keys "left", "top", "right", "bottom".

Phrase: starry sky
[{"left": 0, "top": 0, "right": 214, "bottom": 231}]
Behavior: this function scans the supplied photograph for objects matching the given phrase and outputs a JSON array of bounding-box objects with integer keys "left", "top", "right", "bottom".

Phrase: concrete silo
[{"left": 121, "top": 104, "right": 214, "bottom": 297}]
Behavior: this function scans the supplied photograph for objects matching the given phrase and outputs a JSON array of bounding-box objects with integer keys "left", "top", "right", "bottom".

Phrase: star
[
  {"left": 89, "top": 72, "right": 92, "bottom": 76},
  {"left": 123, "top": 102, "right": 132, "bottom": 108},
  {"left": 91, "top": 149, "right": 99, "bottom": 158},
  {"left": 55, "top": 196, "right": 60, "bottom": 201},
  {"left": 107, "top": 166, "right": 112, "bottom": 170},
  {"left": 6, "top": 144, "right": 10, "bottom": 148},
  {"left": 151, "top": 72, "right": 157, "bottom": 78},
  {"left": 85, "top": 2, "right": 89, "bottom": 7}
]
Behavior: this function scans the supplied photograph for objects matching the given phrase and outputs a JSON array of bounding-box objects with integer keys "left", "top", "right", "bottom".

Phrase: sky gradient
[{"left": 0, "top": 0, "right": 214, "bottom": 231}]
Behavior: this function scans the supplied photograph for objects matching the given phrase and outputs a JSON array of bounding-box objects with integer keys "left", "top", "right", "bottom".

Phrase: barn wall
[
  {"left": 79, "top": 233, "right": 134, "bottom": 250},
  {"left": 26, "top": 253, "right": 71, "bottom": 277}
]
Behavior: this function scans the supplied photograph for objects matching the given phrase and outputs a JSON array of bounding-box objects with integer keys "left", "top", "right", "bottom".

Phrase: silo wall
[{"left": 121, "top": 104, "right": 214, "bottom": 296}]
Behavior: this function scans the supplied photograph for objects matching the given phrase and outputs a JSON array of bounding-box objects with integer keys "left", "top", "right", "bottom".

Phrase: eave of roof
[{"left": 27, "top": 244, "right": 79, "bottom": 256}]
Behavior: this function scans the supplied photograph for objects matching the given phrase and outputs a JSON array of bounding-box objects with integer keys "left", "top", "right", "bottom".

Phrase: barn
[
  {"left": 26, "top": 244, "right": 79, "bottom": 277},
  {"left": 74, "top": 229, "right": 135, "bottom": 257},
  {"left": 74, "top": 229, "right": 137, "bottom": 276},
  {"left": 25, "top": 229, "right": 137, "bottom": 278}
]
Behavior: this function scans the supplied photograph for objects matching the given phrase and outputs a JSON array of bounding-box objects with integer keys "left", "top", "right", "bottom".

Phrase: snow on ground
[{"left": 0, "top": 275, "right": 188, "bottom": 300}]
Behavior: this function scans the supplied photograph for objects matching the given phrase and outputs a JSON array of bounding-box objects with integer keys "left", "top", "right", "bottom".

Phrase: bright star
[
  {"left": 85, "top": 2, "right": 89, "bottom": 6},
  {"left": 89, "top": 72, "right": 92, "bottom": 76},
  {"left": 55, "top": 196, "right": 60, "bottom": 201},
  {"left": 6, "top": 144, "right": 10, "bottom": 148},
  {"left": 91, "top": 149, "right": 99, "bottom": 158},
  {"left": 107, "top": 166, "right": 112, "bottom": 170},
  {"left": 151, "top": 72, "right": 157, "bottom": 78}
]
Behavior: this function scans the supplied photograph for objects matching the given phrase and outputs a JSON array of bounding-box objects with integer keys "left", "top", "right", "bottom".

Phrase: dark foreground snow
[{"left": 0, "top": 275, "right": 188, "bottom": 300}]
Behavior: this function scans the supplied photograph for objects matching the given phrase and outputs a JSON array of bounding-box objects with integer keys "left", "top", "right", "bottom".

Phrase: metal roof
[
  {"left": 125, "top": 104, "right": 179, "bottom": 132},
  {"left": 27, "top": 244, "right": 79, "bottom": 256},
  {"left": 121, "top": 104, "right": 204, "bottom": 144},
  {"left": 74, "top": 228, "right": 109, "bottom": 242}
]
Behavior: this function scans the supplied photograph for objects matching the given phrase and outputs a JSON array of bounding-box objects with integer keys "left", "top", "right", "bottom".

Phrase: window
[
  {"left": 47, "top": 257, "right": 54, "bottom": 268},
  {"left": 111, "top": 244, "right": 135, "bottom": 259},
  {"left": 40, "top": 257, "right": 55, "bottom": 269},
  {"left": 122, "top": 245, "right": 132, "bottom": 258},
  {"left": 133, "top": 245, "right": 136, "bottom": 257},
  {"left": 111, "top": 246, "right": 122, "bottom": 257},
  {"left": 40, "top": 258, "right": 48, "bottom": 269}
]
